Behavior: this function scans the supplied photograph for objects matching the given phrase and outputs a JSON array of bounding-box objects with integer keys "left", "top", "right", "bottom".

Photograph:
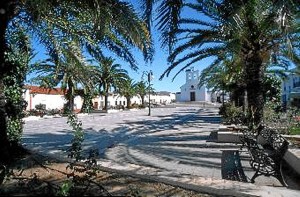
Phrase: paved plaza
[{"left": 22, "top": 105, "right": 300, "bottom": 196}]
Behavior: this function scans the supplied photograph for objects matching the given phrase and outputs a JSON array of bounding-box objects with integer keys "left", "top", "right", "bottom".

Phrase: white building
[
  {"left": 281, "top": 72, "right": 300, "bottom": 108},
  {"left": 176, "top": 67, "right": 214, "bottom": 102},
  {"left": 23, "top": 85, "right": 176, "bottom": 111},
  {"left": 148, "top": 91, "right": 176, "bottom": 105},
  {"left": 95, "top": 94, "right": 142, "bottom": 109},
  {"left": 23, "top": 85, "right": 83, "bottom": 111}
]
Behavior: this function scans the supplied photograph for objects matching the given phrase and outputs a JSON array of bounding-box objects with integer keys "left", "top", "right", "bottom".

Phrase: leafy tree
[{"left": 5, "top": 26, "right": 32, "bottom": 144}]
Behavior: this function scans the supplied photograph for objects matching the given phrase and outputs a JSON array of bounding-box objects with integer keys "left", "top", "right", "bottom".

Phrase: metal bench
[
  {"left": 221, "top": 150, "right": 247, "bottom": 182},
  {"left": 240, "top": 126, "right": 289, "bottom": 186}
]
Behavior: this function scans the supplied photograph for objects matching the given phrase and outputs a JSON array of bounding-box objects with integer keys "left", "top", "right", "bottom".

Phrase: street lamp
[{"left": 142, "top": 70, "right": 153, "bottom": 116}]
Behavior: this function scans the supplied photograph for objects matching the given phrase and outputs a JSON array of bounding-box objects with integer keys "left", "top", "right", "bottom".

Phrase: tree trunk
[
  {"left": 244, "top": 52, "right": 265, "bottom": 128},
  {"left": 243, "top": 89, "right": 248, "bottom": 114},
  {"left": 103, "top": 84, "right": 109, "bottom": 111},
  {"left": 141, "top": 95, "right": 145, "bottom": 107},
  {"left": 126, "top": 97, "right": 131, "bottom": 109},
  {"left": 66, "top": 80, "right": 75, "bottom": 113},
  {"left": 104, "top": 94, "right": 108, "bottom": 111}
]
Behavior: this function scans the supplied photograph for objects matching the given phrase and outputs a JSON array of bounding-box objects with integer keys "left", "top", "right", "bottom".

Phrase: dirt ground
[{"left": 0, "top": 151, "right": 215, "bottom": 196}]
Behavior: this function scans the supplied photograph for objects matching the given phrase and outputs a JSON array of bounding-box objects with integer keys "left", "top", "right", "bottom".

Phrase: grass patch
[{"left": 289, "top": 126, "right": 300, "bottom": 135}]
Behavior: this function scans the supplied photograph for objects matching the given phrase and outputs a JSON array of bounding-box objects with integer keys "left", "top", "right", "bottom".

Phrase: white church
[{"left": 176, "top": 67, "right": 217, "bottom": 102}]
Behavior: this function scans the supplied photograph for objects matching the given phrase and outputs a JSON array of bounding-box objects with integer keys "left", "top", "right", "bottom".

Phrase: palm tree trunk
[
  {"left": 66, "top": 80, "right": 75, "bottom": 113},
  {"left": 104, "top": 94, "right": 108, "bottom": 111},
  {"left": 126, "top": 97, "right": 131, "bottom": 109},
  {"left": 141, "top": 96, "right": 145, "bottom": 107},
  {"left": 243, "top": 89, "right": 248, "bottom": 114},
  {"left": 244, "top": 53, "right": 265, "bottom": 128}
]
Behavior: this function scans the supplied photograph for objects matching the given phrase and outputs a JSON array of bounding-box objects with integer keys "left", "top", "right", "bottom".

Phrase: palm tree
[
  {"left": 29, "top": 41, "right": 94, "bottom": 113},
  {"left": 144, "top": 0, "right": 299, "bottom": 127},
  {"left": 93, "top": 57, "right": 129, "bottom": 111},
  {"left": 135, "top": 81, "right": 148, "bottom": 107},
  {"left": 118, "top": 78, "right": 137, "bottom": 109},
  {"left": 199, "top": 56, "right": 246, "bottom": 106},
  {"left": 0, "top": 0, "right": 152, "bottom": 156}
]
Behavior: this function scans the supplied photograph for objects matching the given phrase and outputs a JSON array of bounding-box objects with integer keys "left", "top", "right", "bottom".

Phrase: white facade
[
  {"left": 177, "top": 67, "right": 212, "bottom": 102},
  {"left": 147, "top": 91, "right": 176, "bottom": 104},
  {"left": 94, "top": 92, "right": 176, "bottom": 109},
  {"left": 23, "top": 86, "right": 83, "bottom": 111},
  {"left": 281, "top": 72, "right": 300, "bottom": 107},
  {"left": 23, "top": 85, "right": 176, "bottom": 111},
  {"left": 95, "top": 94, "right": 142, "bottom": 109}
]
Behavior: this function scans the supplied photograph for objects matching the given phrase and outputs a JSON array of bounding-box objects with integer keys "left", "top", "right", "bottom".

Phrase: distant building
[
  {"left": 23, "top": 85, "right": 83, "bottom": 111},
  {"left": 176, "top": 67, "right": 215, "bottom": 102},
  {"left": 23, "top": 85, "right": 176, "bottom": 111},
  {"left": 149, "top": 91, "right": 176, "bottom": 104},
  {"left": 281, "top": 72, "right": 300, "bottom": 108}
]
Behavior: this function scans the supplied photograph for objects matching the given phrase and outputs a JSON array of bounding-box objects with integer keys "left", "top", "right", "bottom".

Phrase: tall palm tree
[
  {"left": 0, "top": 0, "right": 152, "bottom": 156},
  {"left": 144, "top": 0, "right": 299, "bottom": 127},
  {"left": 135, "top": 81, "right": 148, "bottom": 107},
  {"left": 93, "top": 57, "right": 129, "bottom": 111},
  {"left": 118, "top": 78, "right": 137, "bottom": 109},
  {"left": 29, "top": 41, "right": 94, "bottom": 113}
]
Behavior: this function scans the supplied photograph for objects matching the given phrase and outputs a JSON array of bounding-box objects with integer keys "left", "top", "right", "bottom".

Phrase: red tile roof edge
[{"left": 24, "top": 85, "right": 66, "bottom": 95}]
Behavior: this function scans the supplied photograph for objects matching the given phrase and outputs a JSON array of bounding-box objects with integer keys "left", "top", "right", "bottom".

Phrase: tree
[
  {"left": 93, "top": 57, "right": 129, "bottom": 111},
  {"left": 5, "top": 25, "right": 32, "bottom": 144},
  {"left": 199, "top": 56, "right": 246, "bottom": 107},
  {"left": 144, "top": 0, "right": 299, "bottom": 127},
  {"left": 135, "top": 81, "right": 148, "bottom": 107},
  {"left": 29, "top": 41, "right": 94, "bottom": 113},
  {"left": 0, "top": 0, "right": 152, "bottom": 158},
  {"left": 118, "top": 78, "right": 137, "bottom": 109}
]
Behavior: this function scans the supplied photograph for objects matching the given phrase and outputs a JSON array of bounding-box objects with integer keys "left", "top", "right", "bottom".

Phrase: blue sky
[
  {"left": 27, "top": 1, "right": 212, "bottom": 94},
  {"left": 28, "top": 34, "right": 190, "bottom": 93}
]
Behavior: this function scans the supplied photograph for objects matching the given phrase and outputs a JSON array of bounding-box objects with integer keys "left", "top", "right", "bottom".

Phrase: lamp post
[
  {"left": 142, "top": 70, "right": 153, "bottom": 116},
  {"left": 147, "top": 70, "right": 153, "bottom": 116}
]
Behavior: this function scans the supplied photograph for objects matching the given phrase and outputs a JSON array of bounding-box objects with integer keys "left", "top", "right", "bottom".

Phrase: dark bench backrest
[{"left": 258, "top": 127, "right": 289, "bottom": 157}]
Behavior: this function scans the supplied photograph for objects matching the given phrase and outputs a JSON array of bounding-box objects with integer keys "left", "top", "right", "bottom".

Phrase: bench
[
  {"left": 240, "top": 125, "right": 289, "bottom": 186},
  {"left": 221, "top": 150, "right": 247, "bottom": 182}
]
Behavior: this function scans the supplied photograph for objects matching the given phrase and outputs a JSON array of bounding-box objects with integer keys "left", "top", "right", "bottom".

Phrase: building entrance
[{"left": 190, "top": 92, "right": 195, "bottom": 101}]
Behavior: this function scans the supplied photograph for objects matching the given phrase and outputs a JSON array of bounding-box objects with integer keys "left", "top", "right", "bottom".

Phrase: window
[
  {"left": 191, "top": 85, "right": 194, "bottom": 89},
  {"left": 123, "top": 101, "right": 126, "bottom": 105},
  {"left": 115, "top": 101, "right": 117, "bottom": 105}
]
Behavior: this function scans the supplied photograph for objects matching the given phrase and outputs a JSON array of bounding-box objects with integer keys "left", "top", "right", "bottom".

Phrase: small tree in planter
[{"left": 35, "top": 103, "right": 46, "bottom": 117}]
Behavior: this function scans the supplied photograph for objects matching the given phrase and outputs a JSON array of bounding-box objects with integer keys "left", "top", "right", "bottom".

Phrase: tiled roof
[{"left": 24, "top": 85, "right": 66, "bottom": 95}]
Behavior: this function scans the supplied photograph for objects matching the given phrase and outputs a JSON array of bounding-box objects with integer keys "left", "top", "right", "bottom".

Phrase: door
[
  {"left": 190, "top": 92, "right": 195, "bottom": 101},
  {"left": 93, "top": 102, "right": 98, "bottom": 109}
]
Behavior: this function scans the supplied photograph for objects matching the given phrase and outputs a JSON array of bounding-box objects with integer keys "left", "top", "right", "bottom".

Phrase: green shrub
[
  {"left": 219, "top": 102, "right": 246, "bottom": 125},
  {"left": 289, "top": 126, "right": 300, "bottom": 135}
]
